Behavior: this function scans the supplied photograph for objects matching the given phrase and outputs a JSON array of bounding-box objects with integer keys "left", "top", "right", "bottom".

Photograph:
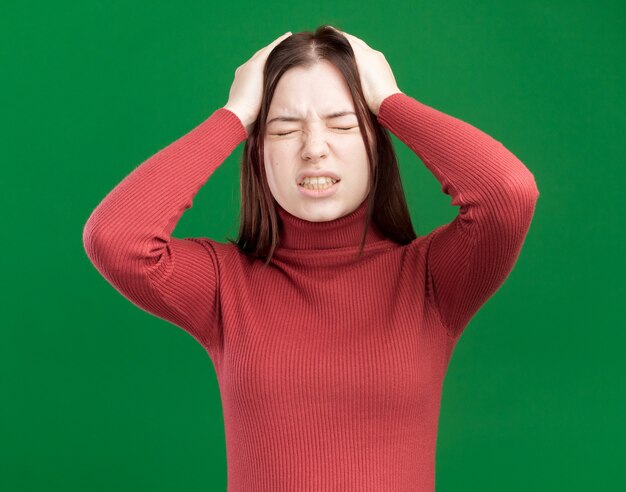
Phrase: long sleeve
[
  {"left": 377, "top": 92, "right": 540, "bottom": 340},
  {"left": 82, "top": 107, "right": 248, "bottom": 350}
]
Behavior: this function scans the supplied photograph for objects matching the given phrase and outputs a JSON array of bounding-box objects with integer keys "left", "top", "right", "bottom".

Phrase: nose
[{"left": 301, "top": 129, "right": 329, "bottom": 161}]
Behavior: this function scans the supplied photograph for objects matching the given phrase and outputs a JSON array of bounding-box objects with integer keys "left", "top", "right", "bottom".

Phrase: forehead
[{"left": 268, "top": 61, "right": 354, "bottom": 116}]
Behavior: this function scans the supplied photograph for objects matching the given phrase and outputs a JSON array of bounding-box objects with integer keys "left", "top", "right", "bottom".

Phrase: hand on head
[
  {"left": 333, "top": 29, "right": 403, "bottom": 115},
  {"left": 223, "top": 31, "right": 293, "bottom": 133}
]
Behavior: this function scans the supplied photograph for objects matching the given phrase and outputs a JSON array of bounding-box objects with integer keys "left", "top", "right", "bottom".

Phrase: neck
[{"left": 275, "top": 199, "right": 388, "bottom": 251}]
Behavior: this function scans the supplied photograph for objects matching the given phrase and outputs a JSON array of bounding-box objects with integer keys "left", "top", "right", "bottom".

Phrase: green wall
[{"left": 2, "top": 1, "right": 623, "bottom": 490}]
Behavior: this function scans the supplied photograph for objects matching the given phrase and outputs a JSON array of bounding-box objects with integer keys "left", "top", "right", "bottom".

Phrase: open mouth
[
  {"left": 298, "top": 178, "right": 340, "bottom": 191},
  {"left": 297, "top": 178, "right": 341, "bottom": 197}
]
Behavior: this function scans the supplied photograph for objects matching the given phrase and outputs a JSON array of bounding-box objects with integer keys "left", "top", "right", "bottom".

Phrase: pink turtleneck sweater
[{"left": 82, "top": 92, "right": 539, "bottom": 491}]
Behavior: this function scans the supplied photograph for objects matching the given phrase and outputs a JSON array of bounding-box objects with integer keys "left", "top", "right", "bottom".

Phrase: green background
[{"left": 2, "top": 0, "right": 624, "bottom": 490}]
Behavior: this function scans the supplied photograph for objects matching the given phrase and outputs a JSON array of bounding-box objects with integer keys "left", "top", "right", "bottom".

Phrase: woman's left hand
[{"left": 335, "top": 29, "right": 404, "bottom": 116}]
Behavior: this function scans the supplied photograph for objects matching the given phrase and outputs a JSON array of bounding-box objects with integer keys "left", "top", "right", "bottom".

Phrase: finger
[
  {"left": 252, "top": 32, "right": 292, "bottom": 59},
  {"left": 342, "top": 31, "right": 369, "bottom": 48},
  {"left": 351, "top": 35, "right": 368, "bottom": 47},
  {"left": 337, "top": 31, "right": 363, "bottom": 52},
  {"left": 269, "top": 31, "right": 292, "bottom": 47},
  {"left": 263, "top": 32, "right": 292, "bottom": 52},
  {"left": 337, "top": 31, "right": 359, "bottom": 50}
]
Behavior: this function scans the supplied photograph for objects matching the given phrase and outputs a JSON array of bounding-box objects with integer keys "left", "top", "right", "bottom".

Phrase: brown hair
[{"left": 226, "top": 24, "right": 417, "bottom": 266}]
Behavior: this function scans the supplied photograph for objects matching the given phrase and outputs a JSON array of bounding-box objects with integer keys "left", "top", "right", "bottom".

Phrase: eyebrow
[{"left": 266, "top": 110, "right": 356, "bottom": 125}]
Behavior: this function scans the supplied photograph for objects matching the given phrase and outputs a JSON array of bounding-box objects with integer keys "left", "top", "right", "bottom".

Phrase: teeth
[
  {"left": 302, "top": 182, "right": 334, "bottom": 190},
  {"left": 300, "top": 176, "right": 337, "bottom": 186}
]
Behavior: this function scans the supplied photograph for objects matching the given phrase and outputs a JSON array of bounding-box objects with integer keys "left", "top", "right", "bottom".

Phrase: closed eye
[{"left": 274, "top": 127, "right": 357, "bottom": 137}]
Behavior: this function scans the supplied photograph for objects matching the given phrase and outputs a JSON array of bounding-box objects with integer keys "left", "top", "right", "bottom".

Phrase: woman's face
[{"left": 263, "top": 60, "right": 372, "bottom": 222}]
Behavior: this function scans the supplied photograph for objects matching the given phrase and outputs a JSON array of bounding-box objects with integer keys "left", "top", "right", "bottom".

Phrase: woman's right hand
[{"left": 223, "top": 31, "right": 292, "bottom": 134}]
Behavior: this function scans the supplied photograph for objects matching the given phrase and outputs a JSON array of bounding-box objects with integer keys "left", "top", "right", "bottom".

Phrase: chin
[{"left": 300, "top": 204, "right": 345, "bottom": 222}]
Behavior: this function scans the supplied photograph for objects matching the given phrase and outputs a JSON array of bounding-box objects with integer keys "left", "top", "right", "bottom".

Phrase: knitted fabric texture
[{"left": 83, "top": 92, "right": 540, "bottom": 491}]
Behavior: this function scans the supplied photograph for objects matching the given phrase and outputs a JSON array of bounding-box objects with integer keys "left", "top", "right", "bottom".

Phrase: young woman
[{"left": 83, "top": 25, "right": 539, "bottom": 492}]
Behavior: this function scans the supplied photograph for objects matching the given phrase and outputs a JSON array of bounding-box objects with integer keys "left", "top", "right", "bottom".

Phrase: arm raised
[{"left": 377, "top": 93, "right": 540, "bottom": 339}]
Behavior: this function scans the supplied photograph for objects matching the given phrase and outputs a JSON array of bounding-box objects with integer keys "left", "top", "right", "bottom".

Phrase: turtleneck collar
[{"left": 275, "top": 198, "right": 389, "bottom": 251}]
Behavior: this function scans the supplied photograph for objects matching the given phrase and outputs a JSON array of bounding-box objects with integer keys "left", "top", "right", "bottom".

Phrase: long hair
[{"left": 226, "top": 25, "right": 417, "bottom": 266}]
